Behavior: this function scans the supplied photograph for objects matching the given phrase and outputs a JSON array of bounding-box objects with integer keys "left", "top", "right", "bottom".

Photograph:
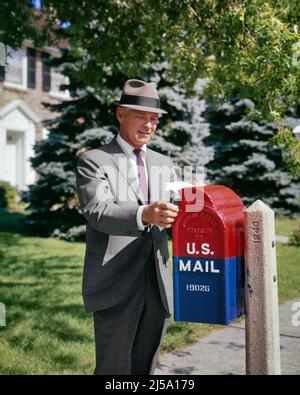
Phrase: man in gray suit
[{"left": 76, "top": 79, "right": 178, "bottom": 375}]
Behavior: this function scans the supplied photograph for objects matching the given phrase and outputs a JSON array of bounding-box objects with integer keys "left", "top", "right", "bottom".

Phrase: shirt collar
[{"left": 116, "top": 133, "right": 147, "bottom": 157}]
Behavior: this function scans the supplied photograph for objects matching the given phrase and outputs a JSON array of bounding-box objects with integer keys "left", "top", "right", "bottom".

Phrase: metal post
[{"left": 245, "top": 199, "right": 281, "bottom": 375}]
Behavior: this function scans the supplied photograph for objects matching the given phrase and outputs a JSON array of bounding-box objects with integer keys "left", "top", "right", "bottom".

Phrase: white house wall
[{"left": 0, "top": 103, "right": 37, "bottom": 190}]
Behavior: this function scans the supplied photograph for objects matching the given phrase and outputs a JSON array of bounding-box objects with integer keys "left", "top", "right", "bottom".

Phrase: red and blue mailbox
[{"left": 172, "top": 185, "right": 245, "bottom": 325}]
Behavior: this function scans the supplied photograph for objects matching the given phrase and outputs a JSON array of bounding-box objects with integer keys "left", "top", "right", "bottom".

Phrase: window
[
  {"left": 27, "top": 48, "right": 36, "bottom": 89},
  {"left": 42, "top": 52, "right": 51, "bottom": 92},
  {"left": 49, "top": 66, "right": 70, "bottom": 99},
  {"left": 4, "top": 47, "right": 27, "bottom": 89},
  {"left": 42, "top": 53, "right": 69, "bottom": 99}
]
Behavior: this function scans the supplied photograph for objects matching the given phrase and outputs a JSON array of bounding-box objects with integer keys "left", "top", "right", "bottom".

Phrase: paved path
[
  {"left": 155, "top": 298, "right": 300, "bottom": 375},
  {"left": 275, "top": 235, "right": 289, "bottom": 244}
]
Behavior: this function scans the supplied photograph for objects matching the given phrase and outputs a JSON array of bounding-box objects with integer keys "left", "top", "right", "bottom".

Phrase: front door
[{"left": 4, "top": 131, "right": 24, "bottom": 189}]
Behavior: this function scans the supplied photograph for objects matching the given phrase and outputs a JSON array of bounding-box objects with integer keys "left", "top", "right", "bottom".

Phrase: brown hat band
[{"left": 120, "top": 94, "right": 161, "bottom": 109}]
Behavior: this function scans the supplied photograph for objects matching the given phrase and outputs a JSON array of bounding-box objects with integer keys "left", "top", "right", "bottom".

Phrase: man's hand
[{"left": 142, "top": 201, "right": 179, "bottom": 229}]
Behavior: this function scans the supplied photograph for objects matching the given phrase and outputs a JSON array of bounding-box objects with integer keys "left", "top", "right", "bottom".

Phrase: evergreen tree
[
  {"left": 144, "top": 64, "right": 213, "bottom": 172},
  {"left": 203, "top": 98, "right": 300, "bottom": 216},
  {"left": 23, "top": 52, "right": 211, "bottom": 240}
]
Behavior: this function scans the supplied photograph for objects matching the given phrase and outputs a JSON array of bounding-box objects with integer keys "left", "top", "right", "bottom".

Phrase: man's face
[{"left": 116, "top": 107, "right": 159, "bottom": 148}]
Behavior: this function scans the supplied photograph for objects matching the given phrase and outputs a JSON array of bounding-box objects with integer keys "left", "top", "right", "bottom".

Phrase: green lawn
[
  {"left": 275, "top": 216, "right": 300, "bottom": 237},
  {"left": 0, "top": 233, "right": 90, "bottom": 374},
  {"left": 0, "top": 211, "right": 214, "bottom": 374},
  {"left": 0, "top": 211, "right": 299, "bottom": 374}
]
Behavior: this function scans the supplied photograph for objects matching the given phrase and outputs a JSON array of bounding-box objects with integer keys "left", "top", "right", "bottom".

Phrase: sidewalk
[{"left": 155, "top": 298, "right": 300, "bottom": 375}]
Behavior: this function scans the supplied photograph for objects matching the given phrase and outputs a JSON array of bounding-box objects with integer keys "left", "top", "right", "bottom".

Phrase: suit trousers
[{"left": 93, "top": 247, "right": 168, "bottom": 375}]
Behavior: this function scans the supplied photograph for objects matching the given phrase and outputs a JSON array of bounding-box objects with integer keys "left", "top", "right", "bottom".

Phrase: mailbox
[{"left": 172, "top": 185, "right": 245, "bottom": 325}]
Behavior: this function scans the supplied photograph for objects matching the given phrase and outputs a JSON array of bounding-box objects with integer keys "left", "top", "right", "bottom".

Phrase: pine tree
[
  {"left": 203, "top": 98, "right": 300, "bottom": 216},
  {"left": 23, "top": 53, "right": 211, "bottom": 240},
  {"left": 22, "top": 50, "right": 116, "bottom": 240}
]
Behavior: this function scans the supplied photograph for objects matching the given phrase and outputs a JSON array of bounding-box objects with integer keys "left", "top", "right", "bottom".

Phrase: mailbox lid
[
  {"left": 173, "top": 185, "right": 245, "bottom": 259},
  {"left": 177, "top": 185, "right": 244, "bottom": 211}
]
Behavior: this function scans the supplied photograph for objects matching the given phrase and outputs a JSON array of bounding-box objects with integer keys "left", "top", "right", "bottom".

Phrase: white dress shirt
[{"left": 116, "top": 134, "right": 147, "bottom": 231}]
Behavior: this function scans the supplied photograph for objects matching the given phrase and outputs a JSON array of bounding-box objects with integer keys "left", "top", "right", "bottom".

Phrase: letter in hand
[{"left": 142, "top": 201, "right": 179, "bottom": 229}]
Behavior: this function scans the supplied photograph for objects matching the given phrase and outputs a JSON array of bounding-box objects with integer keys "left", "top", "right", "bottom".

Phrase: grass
[
  {"left": 276, "top": 243, "right": 300, "bottom": 301},
  {"left": 0, "top": 232, "right": 91, "bottom": 374},
  {"left": 275, "top": 216, "right": 300, "bottom": 237},
  {"left": 0, "top": 210, "right": 299, "bottom": 374}
]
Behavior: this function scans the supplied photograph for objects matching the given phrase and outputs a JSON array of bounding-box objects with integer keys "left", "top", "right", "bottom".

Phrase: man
[{"left": 76, "top": 79, "right": 178, "bottom": 375}]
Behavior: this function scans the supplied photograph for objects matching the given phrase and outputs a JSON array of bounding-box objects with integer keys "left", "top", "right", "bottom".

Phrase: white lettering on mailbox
[
  {"left": 179, "top": 259, "right": 220, "bottom": 273},
  {"left": 201, "top": 243, "right": 210, "bottom": 255},
  {"left": 186, "top": 242, "right": 213, "bottom": 255}
]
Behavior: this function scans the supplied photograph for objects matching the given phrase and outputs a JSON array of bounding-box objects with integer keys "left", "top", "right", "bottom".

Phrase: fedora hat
[{"left": 113, "top": 79, "right": 167, "bottom": 114}]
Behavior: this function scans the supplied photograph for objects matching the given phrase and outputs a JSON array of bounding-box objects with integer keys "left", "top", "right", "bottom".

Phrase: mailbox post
[{"left": 172, "top": 185, "right": 245, "bottom": 325}]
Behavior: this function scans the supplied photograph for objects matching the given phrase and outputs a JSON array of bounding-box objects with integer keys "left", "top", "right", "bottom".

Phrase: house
[{"left": 0, "top": 40, "right": 69, "bottom": 191}]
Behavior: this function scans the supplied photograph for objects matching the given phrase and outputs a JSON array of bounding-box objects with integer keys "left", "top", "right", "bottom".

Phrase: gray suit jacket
[{"left": 76, "top": 136, "right": 175, "bottom": 314}]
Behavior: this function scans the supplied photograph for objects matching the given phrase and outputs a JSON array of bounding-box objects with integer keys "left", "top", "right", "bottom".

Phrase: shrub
[
  {"left": 289, "top": 225, "right": 300, "bottom": 247},
  {"left": 51, "top": 225, "right": 86, "bottom": 242},
  {"left": 0, "top": 181, "right": 17, "bottom": 209}
]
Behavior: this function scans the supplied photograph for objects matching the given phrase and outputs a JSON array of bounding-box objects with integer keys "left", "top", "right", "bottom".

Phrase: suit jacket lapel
[{"left": 107, "top": 137, "right": 145, "bottom": 203}]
